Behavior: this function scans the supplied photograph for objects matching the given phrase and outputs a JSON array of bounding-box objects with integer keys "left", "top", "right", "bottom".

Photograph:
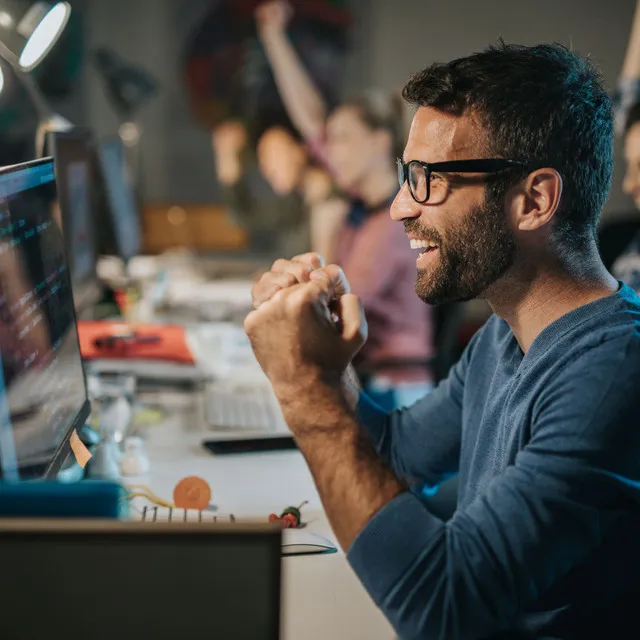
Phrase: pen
[{"left": 93, "top": 332, "right": 162, "bottom": 349}]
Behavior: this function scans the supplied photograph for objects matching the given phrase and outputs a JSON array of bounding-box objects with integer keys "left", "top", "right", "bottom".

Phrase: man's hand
[
  {"left": 211, "top": 121, "right": 247, "bottom": 185},
  {"left": 252, "top": 252, "right": 326, "bottom": 308},
  {"left": 245, "top": 262, "right": 367, "bottom": 410},
  {"left": 212, "top": 121, "right": 247, "bottom": 157},
  {"left": 255, "top": 1, "right": 292, "bottom": 40}
]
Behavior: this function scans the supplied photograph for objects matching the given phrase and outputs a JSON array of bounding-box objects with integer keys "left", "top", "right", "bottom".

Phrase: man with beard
[{"left": 244, "top": 42, "right": 640, "bottom": 639}]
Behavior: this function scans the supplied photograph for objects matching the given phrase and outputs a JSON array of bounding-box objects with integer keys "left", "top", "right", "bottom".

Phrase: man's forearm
[{"left": 277, "top": 377, "right": 406, "bottom": 550}]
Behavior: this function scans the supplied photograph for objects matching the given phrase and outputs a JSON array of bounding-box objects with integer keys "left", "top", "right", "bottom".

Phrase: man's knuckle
[
  {"left": 286, "top": 288, "right": 306, "bottom": 309},
  {"left": 272, "top": 288, "right": 289, "bottom": 304},
  {"left": 294, "top": 251, "right": 324, "bottom": 268},
  {"left": 244, "top": 311, "right": 257, "bottom": 333}
]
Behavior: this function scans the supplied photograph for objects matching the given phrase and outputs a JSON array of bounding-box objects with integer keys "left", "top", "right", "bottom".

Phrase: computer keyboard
[{"left": 203, "top": 383, "right": 289, "bottom": 433}]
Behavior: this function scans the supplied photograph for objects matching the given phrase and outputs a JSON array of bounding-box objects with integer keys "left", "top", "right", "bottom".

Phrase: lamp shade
[{"left": 0, "top": 1, "right": 70, "bottom": 71}]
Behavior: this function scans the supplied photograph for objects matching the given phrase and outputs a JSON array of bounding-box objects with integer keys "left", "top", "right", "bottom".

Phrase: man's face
[
  {"left": 325, "top": 106, "right": 387, "bottom": 193},
  {"left": 391, "top": 106, "right": 516, "bottom": 305},
  {"left": 623, "top": 123, "right": 640, "bottom": 210}
]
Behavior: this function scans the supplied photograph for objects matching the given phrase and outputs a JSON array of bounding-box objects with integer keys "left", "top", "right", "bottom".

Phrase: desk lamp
[
  {"left": 0, "top": 1, "right": 72, "bottom": 155},
  {"left": 92, "top": 46, "right": 159, "bottom": 193}
]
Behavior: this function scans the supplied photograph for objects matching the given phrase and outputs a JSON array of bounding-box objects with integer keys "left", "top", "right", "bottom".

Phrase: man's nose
[{"left": 390, "top": 183, "right": 421, "bottom": 221}]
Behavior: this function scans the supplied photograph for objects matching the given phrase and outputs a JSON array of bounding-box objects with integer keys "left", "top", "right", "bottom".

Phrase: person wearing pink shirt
[{"left": 255, "top": 1, "right": 435, "bottom": 408}]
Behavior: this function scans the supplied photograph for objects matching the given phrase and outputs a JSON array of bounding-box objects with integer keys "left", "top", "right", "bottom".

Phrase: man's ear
[{"left": 512, "top": 168, "right": 563, "bottom": 232}]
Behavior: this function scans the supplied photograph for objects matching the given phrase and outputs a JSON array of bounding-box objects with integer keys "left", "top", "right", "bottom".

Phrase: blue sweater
[{"left": 349, "top": 283, "right": 640, "bottom": 640}]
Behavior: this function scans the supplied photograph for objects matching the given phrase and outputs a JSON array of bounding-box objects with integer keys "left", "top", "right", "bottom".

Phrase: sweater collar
[{"left": 514, "top": 282, "right": 639, "bottom": 369}]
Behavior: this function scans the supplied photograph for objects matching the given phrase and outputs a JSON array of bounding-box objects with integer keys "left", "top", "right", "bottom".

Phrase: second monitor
[
  {"left": 47, "top": 128, "right": 102, "bottom": 315},
  {"left": 97, "top": 137, "right": 143, "bottom": 265}
]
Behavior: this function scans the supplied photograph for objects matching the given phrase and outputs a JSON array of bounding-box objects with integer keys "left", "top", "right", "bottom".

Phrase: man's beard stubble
[{"left": 407, "top": 193, "right": 517, "bottom": 306}]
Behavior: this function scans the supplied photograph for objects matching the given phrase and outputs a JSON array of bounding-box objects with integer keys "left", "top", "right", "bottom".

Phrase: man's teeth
[{"left": 409, "top": 239, "right": 438, "bottom": 250}]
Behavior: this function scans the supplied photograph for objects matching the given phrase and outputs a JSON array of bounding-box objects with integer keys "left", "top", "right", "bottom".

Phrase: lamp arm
[{"left": 13, "top": 65, "right": 51, "bottom": 120}]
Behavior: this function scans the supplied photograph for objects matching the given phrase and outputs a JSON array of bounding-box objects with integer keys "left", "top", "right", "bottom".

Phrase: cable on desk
[{"left": 122, "top": 484, "right": 175, "bottom": 509}]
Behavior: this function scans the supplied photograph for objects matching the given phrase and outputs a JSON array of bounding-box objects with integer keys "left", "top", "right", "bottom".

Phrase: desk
[{"left": 136, "top": 389, "right": 394, "bottom": 640}]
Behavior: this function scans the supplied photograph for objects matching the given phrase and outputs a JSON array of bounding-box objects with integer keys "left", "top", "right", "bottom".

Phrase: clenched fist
[{"left": 245, "top": 254, "right": 366, "bottom": 402}]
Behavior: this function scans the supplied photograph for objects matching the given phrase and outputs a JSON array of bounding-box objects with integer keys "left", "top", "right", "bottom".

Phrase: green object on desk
[{"left": 133, "top": 407, "right": 166, "bottom": 427}]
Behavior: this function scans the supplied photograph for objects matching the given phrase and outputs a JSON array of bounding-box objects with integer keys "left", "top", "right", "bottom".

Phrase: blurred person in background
[
  {"left": 256, "top": 1, "right": 436, "bottom": 409},
  {"left": 212, "top": 118, "right": 333, "bottom": 259},
  {"left": 611, "top": 0, "right": 640, "bottom": 292}
]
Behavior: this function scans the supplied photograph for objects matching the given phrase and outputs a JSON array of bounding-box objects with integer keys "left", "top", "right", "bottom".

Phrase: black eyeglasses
[{"left": 397, "top": 158, "right": 526, "bottom": 204}]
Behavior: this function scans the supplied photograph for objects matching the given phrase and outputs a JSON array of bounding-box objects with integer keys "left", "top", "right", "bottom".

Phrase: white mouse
[{"left": 281, "top": 529, "right": 338, "bottom": 556}]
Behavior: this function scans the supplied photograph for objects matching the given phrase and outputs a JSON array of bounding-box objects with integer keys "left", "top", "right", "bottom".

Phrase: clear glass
[{"left": 86, "top": 371, "right": 137, "bottom": 447}]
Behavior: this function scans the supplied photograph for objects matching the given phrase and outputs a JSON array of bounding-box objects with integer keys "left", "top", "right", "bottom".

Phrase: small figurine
[{"left": 268, "top": 501, "right": 308, "bottom": 528}]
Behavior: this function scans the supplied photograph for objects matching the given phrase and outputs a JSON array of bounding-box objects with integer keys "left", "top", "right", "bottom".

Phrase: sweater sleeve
[
  {"left": 355, "top": 324, "right": 485, "bottom": 488},
  {"left": 349, "top": 334, "right": 640, "bottom": 640}
]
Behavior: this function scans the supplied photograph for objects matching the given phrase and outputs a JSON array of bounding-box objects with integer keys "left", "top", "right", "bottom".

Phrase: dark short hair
[{"left": 402, "top": 42, "right": 614, "bottom": 249}]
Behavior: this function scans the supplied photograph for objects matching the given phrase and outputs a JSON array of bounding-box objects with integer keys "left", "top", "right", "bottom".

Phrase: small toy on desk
[
  {"left": 173, "top": 476, "right": 212, "bottom": 511},
  {"left": 119, "top": 436, "right": 151, "bottom": 477},
  {"left": 268, "top": 501, "right": 308, "bottom": 529}
]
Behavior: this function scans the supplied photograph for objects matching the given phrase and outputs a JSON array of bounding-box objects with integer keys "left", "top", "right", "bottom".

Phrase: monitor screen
[
  {"left": 97, "top": 138, "right": 141, "bottom": 262},
  {"left": 48, "top": 129, "right": 100, "bottom": 312},
  {"left": 0, "top": 159, "right": 90, "bottom": 480}
]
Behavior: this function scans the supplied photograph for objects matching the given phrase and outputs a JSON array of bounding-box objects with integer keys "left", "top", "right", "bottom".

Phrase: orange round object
[{"left": 173, "top": 476, "right": 212, "bottom": 511}]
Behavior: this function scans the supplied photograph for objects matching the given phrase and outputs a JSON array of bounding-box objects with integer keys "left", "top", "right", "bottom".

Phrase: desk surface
[{"left": 134, "top": 389, "right": 394, "bottom": 640}]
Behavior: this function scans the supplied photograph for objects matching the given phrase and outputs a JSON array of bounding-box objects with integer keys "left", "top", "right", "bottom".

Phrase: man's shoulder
[
  {"left": 567, "top": 285, "right": 640, "bottom": 356},
  {"left": 465, "top": 290, "right": 640, "bottom": 377},
  {"left": 537, "top": 287, "right": 640, "bottom": 374},
  {"left": 528, "top": 289, "right": 640, "bottom": 413}
]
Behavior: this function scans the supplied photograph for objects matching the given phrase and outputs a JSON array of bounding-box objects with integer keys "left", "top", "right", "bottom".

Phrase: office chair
[{"left": 355, "top": 301, "right": 468, "bottom": 387}]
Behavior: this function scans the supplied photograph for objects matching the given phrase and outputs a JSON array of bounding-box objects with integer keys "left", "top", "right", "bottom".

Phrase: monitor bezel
[
  {"left": 0, "top": 157, "right": 92, "bottom": 480},
  {"left": 47, "top": 127, "right": 102, "bottom": 315}
]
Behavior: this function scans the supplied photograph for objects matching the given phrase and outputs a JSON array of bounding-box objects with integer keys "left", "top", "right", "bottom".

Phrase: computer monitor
[
  {"left": 97, "top": 137, "right": 142, "bottom": 263},
  {"left": 47, "top": 128, "right": 101, "bottom": 313},
  {"left": 0, "top": 158, "right": 90, "bottom": 480},
  {"left": 0, "top": 519, "right": 282, "bottom": 640}
]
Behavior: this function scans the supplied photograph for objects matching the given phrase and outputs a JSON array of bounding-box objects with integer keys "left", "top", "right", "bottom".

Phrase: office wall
[
  {"left": 81, "top": 0, "right": 218, "bottom": 204},
  {"left": 79, "top": 0, "right": 637, "bottom": 218}
]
